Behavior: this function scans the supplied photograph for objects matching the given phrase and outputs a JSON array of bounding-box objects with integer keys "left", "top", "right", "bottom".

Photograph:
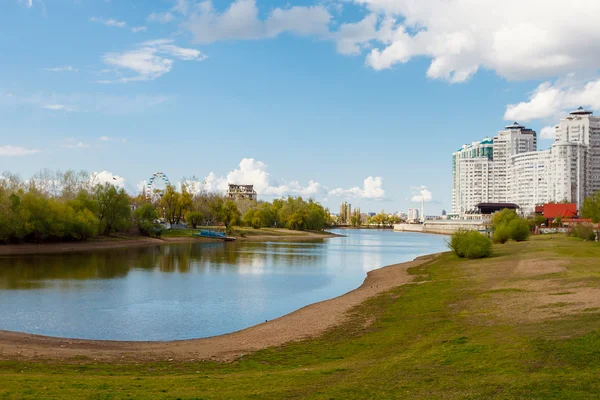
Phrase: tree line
[{"left": 0, "top": 170, "right": 331, "bottom": 244}]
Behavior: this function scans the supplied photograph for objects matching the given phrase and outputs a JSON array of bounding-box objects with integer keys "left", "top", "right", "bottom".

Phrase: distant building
[
  {"left": 408, "top": 208, "right": 420, "bottom": 223},
  {"left": 227, "top": 184, "right": 257, "bottom": 201}
]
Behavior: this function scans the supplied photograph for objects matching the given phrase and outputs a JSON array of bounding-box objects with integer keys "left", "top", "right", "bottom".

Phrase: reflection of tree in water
[
  {"left": 0, "top": 249, "right": 142, "bottom": 289},
  {"left": 0, "top": 241, "right": 328, "bottom": 290}
]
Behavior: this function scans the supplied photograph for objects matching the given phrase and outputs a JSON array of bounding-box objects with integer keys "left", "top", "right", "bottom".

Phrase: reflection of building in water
[{"left": 227, "top": 184, "right": 257, "bottom": 201}]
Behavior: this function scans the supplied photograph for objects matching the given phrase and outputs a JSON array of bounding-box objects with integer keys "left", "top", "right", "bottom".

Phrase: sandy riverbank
[{"left": 0, "top": 253, "right": 441, "bottom": 362}]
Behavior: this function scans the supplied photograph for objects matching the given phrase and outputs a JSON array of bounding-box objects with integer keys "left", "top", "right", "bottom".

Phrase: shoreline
[
  {"left": 0, "top": 252, "right": 442, "bottom": 362},
  {"left": 0, "top": 231, "right": 341, "bottom": 256}
]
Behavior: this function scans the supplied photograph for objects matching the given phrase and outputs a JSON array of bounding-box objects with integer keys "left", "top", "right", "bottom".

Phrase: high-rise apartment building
[{"left": 452, "top": 108, "right": 600, "bottom": 215}]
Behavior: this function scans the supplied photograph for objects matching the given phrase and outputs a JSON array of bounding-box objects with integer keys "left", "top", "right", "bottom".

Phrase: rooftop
[
  {"left": 569, "top": 106, "right": 593, "bottom": 116},
  {"left": 506, "top": 121, "right": 525, "bottom": 130}
]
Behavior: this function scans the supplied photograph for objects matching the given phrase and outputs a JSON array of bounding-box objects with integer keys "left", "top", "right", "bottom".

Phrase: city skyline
[{"left": 3, "top": 0, "right": 600, "bottom": 213}]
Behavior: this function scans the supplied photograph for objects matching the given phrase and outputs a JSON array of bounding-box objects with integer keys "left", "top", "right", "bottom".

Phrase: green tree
[
  {"left": 509, "top": 218, "right": 531, "bottom": 242},
  {"left": 95, "top": 183, "right": 131, "bottom": 235},
  {"left": 185, "top": 211, "right": 204, "bottom": 229},
  {"left": 492, "top": 225, "right": 511, "bottom": 244},
  {"left": 135, "top": 203, "right": 161, "bottom": 237},
  {"left": 215, "top": 200, "right": 241, "bottom": 234},
  {"left": 582, "top": 192, "right": 600, "bottom": 223},
  {"left": 491, "top": 209, "right": 519, "bottom": 230}
]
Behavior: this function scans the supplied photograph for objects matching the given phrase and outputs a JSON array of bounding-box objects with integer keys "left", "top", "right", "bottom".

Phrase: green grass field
[{"left": 2, "top": 235, "right": 600, "bottom": 399}]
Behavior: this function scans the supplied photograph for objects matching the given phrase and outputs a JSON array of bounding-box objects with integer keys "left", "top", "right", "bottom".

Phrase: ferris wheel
[{"left": 145, "top": 172, "right": 170, "bottom": 200}]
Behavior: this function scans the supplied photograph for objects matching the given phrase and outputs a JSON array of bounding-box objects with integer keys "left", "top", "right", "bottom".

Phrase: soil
[{"left": 0, "top": 254, "right": 439, "bottom": 363}]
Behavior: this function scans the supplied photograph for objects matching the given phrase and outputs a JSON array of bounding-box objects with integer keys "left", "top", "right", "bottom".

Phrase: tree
[
  {"left": 491, "top": 209, "right": 518, "bottom": 230},
  {"left": 215, "top": 200, "right": 240, "bottom": 234},
  {"left": 582, "top": 192, "right": 600, "bottom": 223},
  {"left": 135, "top": 203, "right": 161, "bottom": 237},
  {"left": 95, "top": 183, "right": 131, "bottom": 235},
  {"left": 185, "top": 211, "right": 204, "bottom": 229},
  {"left": 509, "top": 218, "right": 531, "bottom": 242},
  {"left": 159, "top": 185, "right": 180, "bottom": 224}
]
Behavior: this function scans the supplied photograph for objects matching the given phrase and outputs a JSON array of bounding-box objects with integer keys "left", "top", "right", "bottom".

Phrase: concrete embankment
[{"left": 394, "top": 220, "right": 488, "bottom": 235}]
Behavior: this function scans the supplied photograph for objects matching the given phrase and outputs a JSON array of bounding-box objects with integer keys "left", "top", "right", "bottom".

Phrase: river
[{"left": 0, "top": 230, "right": 447, "bottom": 341}]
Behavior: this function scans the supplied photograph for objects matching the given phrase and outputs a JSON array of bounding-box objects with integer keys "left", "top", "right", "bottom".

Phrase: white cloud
[
  {"left": 61, "top": 139, "right": 90, "bottom": 149},
  {"left": 18, "top": 0, "right": 33, "bottom": 8},
  {"left": 101, "top": 39, "right": 207, "bottom": 83},
  {"left": 131, "top": 26, "right": 147, "bottom": 33},
  {"left": 328, "top": 176, "right": 386, "bottom": 200},
  {"left": 90, "top": 17, "right": 127, "bottom": 28},
  {"left": 43, "top": 104, "right": 68, "bottom": 111},
  {"left": 411, "top": 186, "right": 433, "bottom": 203},
  {"left": 202, "top": 158, "right": 327, "bottom": 198},
  {"left": 0, "top": 90, "right": 168, "bottom": 115},
  {"left": 44, "top": 66, "right": 78, "bottom": 72},
  {"left": 540, "top": 126, "right": 557, "bottom": 140},
  {"left": 335, "top": 0, "right": 600, "bottom": 83},
  {"left": 504, "top": 79, "right": 600, "bottom": 122},
  {"left": 0, "top": 145, "right": 40, "bottom": 156},
  {"left": 184, "top": 0, "right": 331, "bottom": 44},
  {"left": 99, "top": 136, "right": 127, "bottom": 143},
  {"left": 148, "top": 12, "right": 175, "bottom": 23},
  {"left": 90, "top": 171, "right": 125, "bottom": 188}
]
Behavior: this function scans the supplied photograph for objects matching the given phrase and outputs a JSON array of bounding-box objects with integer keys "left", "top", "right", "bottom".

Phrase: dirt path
[{"left": 0, "top": 254, "right": 440, "bottom": 363}]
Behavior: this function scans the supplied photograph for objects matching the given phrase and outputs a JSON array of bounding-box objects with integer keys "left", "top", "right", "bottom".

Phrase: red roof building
[{"left": 543, "top": 203, "right": 577, "bottom": 219}]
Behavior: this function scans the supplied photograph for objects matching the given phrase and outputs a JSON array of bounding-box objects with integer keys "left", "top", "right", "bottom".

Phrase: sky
[{"left": 2, "top": 0, "right": 600, "bottom": 214}]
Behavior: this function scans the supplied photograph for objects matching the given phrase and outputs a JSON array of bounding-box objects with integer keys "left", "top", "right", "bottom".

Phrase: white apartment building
[
  {"left": 408, "top": 208, "right": 420, "bottom": 222},
  {"left": 452, "top": 108, "right": 600, "bottom": 215}
]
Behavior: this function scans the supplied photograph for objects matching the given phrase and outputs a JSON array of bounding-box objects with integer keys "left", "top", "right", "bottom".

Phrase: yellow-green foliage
[{"left": 448, "top": 229, "right": 492, "bottom": 259}]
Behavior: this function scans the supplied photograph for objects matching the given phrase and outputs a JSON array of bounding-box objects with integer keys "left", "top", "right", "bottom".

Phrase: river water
[{"left": 0, "top": 230, "right": 447, "bottom": 341}]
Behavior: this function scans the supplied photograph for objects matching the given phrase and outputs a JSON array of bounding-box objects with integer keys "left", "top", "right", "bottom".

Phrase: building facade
[
  {"left": 408, "top": 208, "right": 420, "bottom": 222},
  {"left": 227, "top": 184, "right": 257, "bottom": 201},
  {"left": 452, "top": 108, "right": 600, "bottom": 216}
]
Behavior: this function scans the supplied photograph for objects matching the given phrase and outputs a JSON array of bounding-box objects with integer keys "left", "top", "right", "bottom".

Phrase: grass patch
[{"left": 2, "top": 236, "right": 600, "bottom": 399}]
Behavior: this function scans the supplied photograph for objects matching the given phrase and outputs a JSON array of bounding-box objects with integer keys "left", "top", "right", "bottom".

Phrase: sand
[{"left": 0, "top": 254, "right": 439, "bottom": 363}]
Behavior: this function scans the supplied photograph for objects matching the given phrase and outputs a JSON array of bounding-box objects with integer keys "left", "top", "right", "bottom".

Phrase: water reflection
[
  {"left": 0, "top": 241, "right": 327, "bottom": 289},
  {"left": 0, "top": 230, "right": 447, "bottom": 340}
]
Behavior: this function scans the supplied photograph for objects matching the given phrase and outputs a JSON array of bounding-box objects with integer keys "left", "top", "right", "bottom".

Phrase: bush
[
  {"left": 492, "top": 225, "right": 511, "bottom": 244},
  {"left": 509, "top": 219, "right": 531, "bottom": 242},
  {"left": 571, "top": 224, "right": 597, "bottom": 241},
  {"left": 448, "top": 229, "right": 493, "bottom": 259}
]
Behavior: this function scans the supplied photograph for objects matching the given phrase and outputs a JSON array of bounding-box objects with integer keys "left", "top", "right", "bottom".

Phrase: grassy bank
[
  {"left": 162, "top": 227, "right": 340, "bottom": 241},
  {"left": 2, "top": 235, "right": 600, "bottom": 399}
]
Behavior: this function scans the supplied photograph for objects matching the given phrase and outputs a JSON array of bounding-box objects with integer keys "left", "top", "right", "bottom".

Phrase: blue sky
[{"left": 2, "top": 0, "right": 600, "bottom": 214}]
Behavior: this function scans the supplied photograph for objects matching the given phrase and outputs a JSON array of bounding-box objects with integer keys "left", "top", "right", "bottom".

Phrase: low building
[{"left": 227, "top": 184, "right": 257, "bottom": 201}]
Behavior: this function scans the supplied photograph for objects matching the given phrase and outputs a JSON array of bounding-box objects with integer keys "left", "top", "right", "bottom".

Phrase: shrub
[
  {"left": 571, "top": 224, "right": 597, "bottom": 241},
  {"left": 492, "top": 225, "right": 511, "bottom": 244},
  {"left": 448, "top": 229, "right": 493, "bottom": 259},
  {"left": 509, "top": 219, "right": 531, "bottom": 242}
]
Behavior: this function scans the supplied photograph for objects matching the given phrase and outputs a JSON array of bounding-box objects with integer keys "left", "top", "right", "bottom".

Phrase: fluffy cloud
[
  {"left": 43, "top": 104, "right": 76, "bottom": 112},
  {"left": 336, "top": 0, "right": 600, "bottom": 83},
  {"left": 90, "top": 17, "right": 127, "bottom": 28},
  {"left": 131, "top": 26, "right": 147, "bottom": 33},
  {"left": 411, "top": 186, "right": 433, "bottom": 203},
  {"left": 540, "top": 126, "right": 557, "bottom": 140},
  {"left": 184, "top": 0, "right": 331, "bottom": 44},
  {"left": 504, "top": 79, "right": 600, "bottom": 122},
  {"left": 90, "top": 171, "right": 125, "bottom": 188},
  {"left": 102, "top": 39, "right": 207, "bottom": 83},
  {"left": 18, "top": 0, "right": 32, "bottom": 7},
  {"left": 0, "top": 145, "right": 41, "bottom": 156},
  {"left": 201, "top": 158, "right": 385, "bottom": 200},
  {"left": 328, "top": 176, "right": 386, "bottom": 199}
]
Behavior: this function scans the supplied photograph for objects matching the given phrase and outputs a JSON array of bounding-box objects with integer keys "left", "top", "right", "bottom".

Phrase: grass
[{"left": 2, "top": 235, "right": 600, "bottom": 399}]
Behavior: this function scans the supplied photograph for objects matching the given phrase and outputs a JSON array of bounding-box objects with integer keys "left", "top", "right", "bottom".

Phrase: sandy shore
[{"left": 0, "top": 253, "right": 440, "bottom": 362}]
